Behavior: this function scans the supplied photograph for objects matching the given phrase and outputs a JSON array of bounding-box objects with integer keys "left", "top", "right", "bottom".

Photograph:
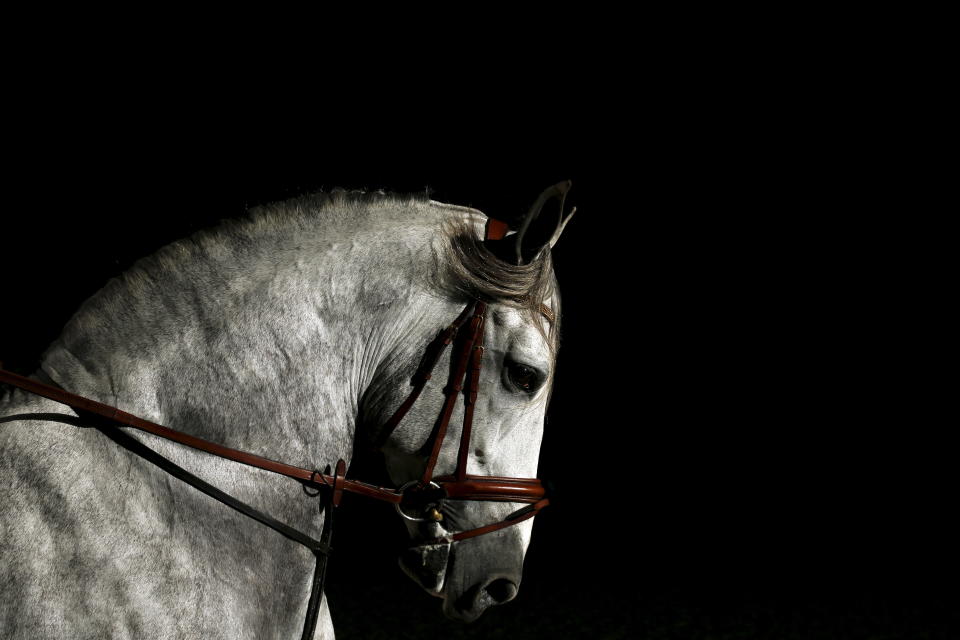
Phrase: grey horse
[{"left": 0, "top": 188, "right": 572, "bottom": 639}]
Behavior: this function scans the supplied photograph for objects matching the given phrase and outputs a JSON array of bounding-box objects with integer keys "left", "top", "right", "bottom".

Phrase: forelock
[{"left": 438, "top": 216, "right": 561, "bottom": 359}]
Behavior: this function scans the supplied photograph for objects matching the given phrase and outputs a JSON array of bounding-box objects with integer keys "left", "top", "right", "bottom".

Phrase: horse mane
[
  {"left": 232, "top": 187, "right": 563, "bottom": 360},
  {"left": 226, "top": 189, "right": 561, "bottom": 352},
  {"left": 49, "top": 189, "right": 559, "bottom": 368}
]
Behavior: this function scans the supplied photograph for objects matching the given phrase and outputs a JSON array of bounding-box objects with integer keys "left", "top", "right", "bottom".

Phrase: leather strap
[
  {"left": 300, "top": 460, "right": 341, "bottom": 640},
  {"left": 450, "top": 498, "right": 550, "bottom": 543},
  {"left": 484, "top": 218, "right": 510, "bottom": 241},
  {"left": 419, "top": 302, "right": 486, "bottom": 485},
  {"left": 374, "top": 301, "right": 476, "bottom": 449},
  {"left": 538, "top": 303, "right": 556, "bottom": 325},
  {"left": 416, "top": 498, "right": 550, "bottom": 546},
  {"left": 332, "top": 459, "right": 347, "bottom": 507},
  {"left": 432, "top": 475, "right": 546, "bottom": 503},
  {"left": 91, "top": 416, "right": 332, "bottom": 555},
  {"left": 0, "top": 368, "right": 404, "bottom": 505},
  {"left": 455, "top": 320, "right": 485, "bottom": 481}
]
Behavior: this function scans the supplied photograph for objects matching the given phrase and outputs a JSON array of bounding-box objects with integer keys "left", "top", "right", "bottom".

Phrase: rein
[{"left": 0, "top": 367, "right": 402, "bottom": 505}]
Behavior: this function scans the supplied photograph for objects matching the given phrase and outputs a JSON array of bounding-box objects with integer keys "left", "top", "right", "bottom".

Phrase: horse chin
[{"left": 398, "top": 540, "right": 451, "bottom": 597}]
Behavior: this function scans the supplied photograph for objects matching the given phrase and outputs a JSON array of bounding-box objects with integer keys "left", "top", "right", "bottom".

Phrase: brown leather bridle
[
  {"left": 0, "top": 216, "right": 552, "bottom": 638},
  {"left": 376, "top": 295, "right": 550, "bottom": 544}
]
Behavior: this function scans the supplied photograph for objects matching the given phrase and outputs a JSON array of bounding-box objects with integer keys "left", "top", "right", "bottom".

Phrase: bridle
[
  {"left": 375, "top": 293, "right": 550, "bottom": 543},
  {"left": 0, "top": 216, "right": 551, "bottom": 639}
]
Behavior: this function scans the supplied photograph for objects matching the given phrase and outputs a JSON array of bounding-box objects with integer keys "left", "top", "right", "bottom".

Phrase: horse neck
[{"left": 37, "top": 200, "right": 453, "bottom": 467}]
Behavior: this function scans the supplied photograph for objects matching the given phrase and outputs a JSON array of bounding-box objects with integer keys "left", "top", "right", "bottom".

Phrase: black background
[{"left": 1, "top": 119, "right": 954, "bottom": 639}]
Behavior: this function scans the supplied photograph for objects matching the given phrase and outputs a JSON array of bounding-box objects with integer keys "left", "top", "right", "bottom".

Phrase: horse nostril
[{"left": 484, "top": 578, "right": 518, "bottom": 604}]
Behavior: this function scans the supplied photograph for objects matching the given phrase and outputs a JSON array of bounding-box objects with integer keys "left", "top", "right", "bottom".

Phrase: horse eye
[{"left": 508, "top": 363, "right": 541, "bottom": 394}]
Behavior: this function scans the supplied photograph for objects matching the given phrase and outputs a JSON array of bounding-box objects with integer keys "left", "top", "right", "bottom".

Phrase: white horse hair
[{"left": 0, "top": 190, "right": 562, "bottom": 639}]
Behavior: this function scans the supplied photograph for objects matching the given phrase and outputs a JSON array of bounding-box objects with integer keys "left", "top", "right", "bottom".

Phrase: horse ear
[{"left": 485, "top": 181, "right": 576, "bottom": 265}]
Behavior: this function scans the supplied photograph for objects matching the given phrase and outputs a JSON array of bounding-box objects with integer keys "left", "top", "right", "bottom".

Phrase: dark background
[{"left": 1, "top": 125, "right": 954, "bottom": 639}]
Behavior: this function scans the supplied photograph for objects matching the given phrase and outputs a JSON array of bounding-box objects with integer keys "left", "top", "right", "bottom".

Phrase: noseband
[{"left": 0, "top": 216, "right": 550, "bottom": 638}]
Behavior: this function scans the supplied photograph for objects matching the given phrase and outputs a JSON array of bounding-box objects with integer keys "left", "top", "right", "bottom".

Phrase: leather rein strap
[{"left": 0, "top": 367, "right": 403, "bottom": 504}]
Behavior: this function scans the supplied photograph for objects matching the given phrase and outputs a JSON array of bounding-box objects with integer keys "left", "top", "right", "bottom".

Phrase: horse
[{"left": 0, "top": 185, "right": 575, "bottom": 639}]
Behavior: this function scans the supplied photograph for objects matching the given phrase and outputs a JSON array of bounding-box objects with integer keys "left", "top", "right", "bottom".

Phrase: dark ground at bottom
[{"left": 325, "top": 564, "right": 958, "bottom": 640}]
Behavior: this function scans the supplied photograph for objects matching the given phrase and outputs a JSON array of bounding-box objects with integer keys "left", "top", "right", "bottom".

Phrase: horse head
[{"left": 359, "top": 182, "right": 575, "bottom": 622}]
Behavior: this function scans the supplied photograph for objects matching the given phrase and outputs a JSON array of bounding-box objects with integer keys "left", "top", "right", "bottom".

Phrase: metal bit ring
[{"left": 395, "top": 480, "right": 443, "bottom": 522}]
